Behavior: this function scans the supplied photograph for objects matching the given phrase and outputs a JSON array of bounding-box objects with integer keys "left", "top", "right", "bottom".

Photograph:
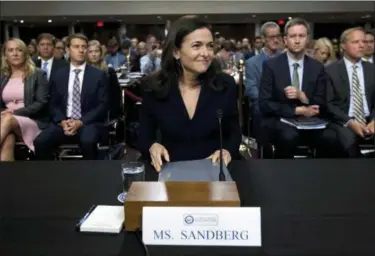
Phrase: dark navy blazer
[{"left": 138, "top": 72, "right": 241, "bottom": 162}]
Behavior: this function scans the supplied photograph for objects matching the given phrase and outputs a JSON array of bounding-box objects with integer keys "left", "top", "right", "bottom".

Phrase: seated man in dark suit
[
  {"left": 34, "top": 34, "right": 109, "bottom": 160},
  {"left": 326, "top": 27, "right": 375, "bottom": 157},
  {"left": 259, "top": 18, "right": 337, "bottom": 158},
  {"left": 33, "top": 33, "right": 68, "bottom": 81}
]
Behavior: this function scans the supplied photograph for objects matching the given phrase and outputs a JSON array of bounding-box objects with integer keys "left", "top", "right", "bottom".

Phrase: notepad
[{"left": 80, "top": 205, "right": 124, "bottom": 233}]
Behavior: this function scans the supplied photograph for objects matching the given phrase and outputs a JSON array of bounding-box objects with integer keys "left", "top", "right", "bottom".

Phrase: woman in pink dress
[{"left": 0, "top": 38, "right": 49, "bottom": 161}]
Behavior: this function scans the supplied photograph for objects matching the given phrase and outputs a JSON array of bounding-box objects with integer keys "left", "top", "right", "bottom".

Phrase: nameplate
[{"left": 142, "top": 207, "right": 261, "bottom": 247}]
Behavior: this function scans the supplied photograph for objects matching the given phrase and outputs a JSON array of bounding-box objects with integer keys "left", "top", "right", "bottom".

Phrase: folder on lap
[{"left": 281, "top": 117, "right": 328, "bottom": 130}]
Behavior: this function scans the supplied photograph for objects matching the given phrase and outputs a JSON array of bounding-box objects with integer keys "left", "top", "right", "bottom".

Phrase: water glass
[{"left": 121, "top": 162, "right": 145, "bottom": 195}]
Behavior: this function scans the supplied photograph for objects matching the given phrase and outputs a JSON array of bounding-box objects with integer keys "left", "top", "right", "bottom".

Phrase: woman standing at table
[
  {"left": 138, "top": 16, "right": 241, "bottom": 171},
  {"left": 87, "top": 40, "right": 122, "bottom": 119},
  {"left": 0, "top": 38, "right": 49, "bottom": 161}
]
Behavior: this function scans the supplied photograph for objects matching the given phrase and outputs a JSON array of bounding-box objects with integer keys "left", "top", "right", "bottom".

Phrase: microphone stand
[{"left": 217, "top": 110, "right": 226, "bottom": 181}]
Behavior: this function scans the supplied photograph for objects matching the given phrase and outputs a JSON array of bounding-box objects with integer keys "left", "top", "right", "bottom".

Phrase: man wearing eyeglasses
[{"left": 244, "top": 21, "right": 282, "bottom": 139}]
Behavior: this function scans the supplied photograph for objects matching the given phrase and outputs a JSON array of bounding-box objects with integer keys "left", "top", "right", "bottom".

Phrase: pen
[{"left": 75, "top": 205, "right": 97, "bottom": 232}]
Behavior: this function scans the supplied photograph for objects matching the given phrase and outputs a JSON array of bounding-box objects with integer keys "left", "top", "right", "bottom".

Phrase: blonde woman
[
  {"left": 313, "top": 37, "right": 337, "bottom": 66},
  {"left": 0, "top": 38, "right": 49, "bottom": 161},
  {"left": 87, "top": 40, "right": 121, "bottom": 119}
]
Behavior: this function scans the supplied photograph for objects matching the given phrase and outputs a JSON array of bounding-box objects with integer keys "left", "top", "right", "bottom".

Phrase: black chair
[
  {"left": 14, "top": 142, "right": 34, "bottom": 160},
  {"left": 259, "top": 143, "right": 316, "bottom": 159},
  {"left": 359, "top": 136, "right": 375, "bottom": 158}
]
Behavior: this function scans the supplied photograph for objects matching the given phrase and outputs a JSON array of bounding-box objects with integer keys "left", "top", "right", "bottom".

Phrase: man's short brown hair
[
  {"left": 284, "top": 18, "right": 310, "bottom": 36},
  {"left": 37, "top": 33, "right": 56, "bottom": 46},
  {"left": 66, "top": 33, "right": 88, "bottom": 48}
]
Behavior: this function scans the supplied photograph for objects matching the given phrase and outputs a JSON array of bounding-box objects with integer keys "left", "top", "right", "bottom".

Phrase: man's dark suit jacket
[
  {"left": 0, "top": 69, "right": 50, "bottom": 129},
  {"left": 244, "top": 51, "right": 255, "bottom": 61},
  {"left": 325, "top": 59, "right": 375, "bottom": 125},
  {"left": 138, "top": 72, "right": 241, "bottom": 162},
  {"left": 49, "top": 65, "right": 109, "bottom": 125},
  {"left": 259, "top": 52, "right": 327, "bottom": 119},
  {"left": 33, "top": 57, "right": 68, "bottom": 78}
]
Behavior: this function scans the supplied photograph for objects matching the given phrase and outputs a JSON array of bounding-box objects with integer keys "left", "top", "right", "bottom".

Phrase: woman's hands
[
  {"left": 149, "top": 144, "right": 232, "bottom": 172},
  {"left": 207, "top": 149, "right": 232, "bottom": 166},
  {"left": 149, "top": 143, "right": 170, "bottom": 172}
]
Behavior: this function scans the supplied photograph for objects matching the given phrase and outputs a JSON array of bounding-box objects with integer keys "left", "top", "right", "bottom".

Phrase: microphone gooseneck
[{"left": 216, "top": 109, "right": 226, "bottom": 181}]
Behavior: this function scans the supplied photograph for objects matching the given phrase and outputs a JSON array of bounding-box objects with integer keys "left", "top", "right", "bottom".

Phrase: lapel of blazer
[
  {"left": 81, "top": 65, "right": 91, "bottom": 107},
  {"left": 23, "top": 72, "right": 36, "bottom": 106},
  {"left": 0, "top": 75, "right": 9, "bottom": 92},
  {"left": 34, "top": 56, "right": 42, "bottom": 68},
  {"left": 301, "top": 56, "right": 310, "bottom": 93},
  {"left": 61, "top": 67, "right": 70, "bottom": 106},
  {"left": 51, "top": 58, "right": 58, "bottom": 76},
  {"left": 279, "top": 53, "right": 292, "bottom": 87},
  {"left": 0, "top": 75, "right": 10, "bottom": 107},
  {"left": 363, "top": 62, "right": 374, "bottom": 105},
  {"left": 338, "top": 60, "right": 350, "bottom": 100}
]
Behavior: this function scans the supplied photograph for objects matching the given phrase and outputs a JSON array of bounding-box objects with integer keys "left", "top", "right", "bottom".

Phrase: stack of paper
[{"left": 80, "top": 205, "right": 124, "bottom": 233}]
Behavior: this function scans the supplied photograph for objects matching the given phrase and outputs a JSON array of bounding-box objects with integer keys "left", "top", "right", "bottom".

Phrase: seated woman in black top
[{"left": 138, "top": 16, "right": 241, "bottom": 172}]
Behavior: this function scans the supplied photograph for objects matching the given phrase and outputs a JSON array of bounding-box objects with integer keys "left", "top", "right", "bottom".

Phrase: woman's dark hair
[{"left": 149, "top": 15, "right": 221, "bottom": 98}]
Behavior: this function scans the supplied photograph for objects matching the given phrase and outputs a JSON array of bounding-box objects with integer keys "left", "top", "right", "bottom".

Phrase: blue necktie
[{"left": 42, "top": 62, "right": 48, "bottom": 76}]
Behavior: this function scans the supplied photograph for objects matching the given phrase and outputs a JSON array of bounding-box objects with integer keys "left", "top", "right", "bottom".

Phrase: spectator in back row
[
  {"left": 363, "top": 30, "right": 374, "bottom": 63},
  {"left": 105, "top": 38, "right": 126, "bottom": 70},
  {"left": 121, "top": 40, "right": 131, "bottom": 58},
  {"left": 245, "top": 21, "right": 282, "bottom": 139},
  {"left": 312, "top": 37, "right": 337, "bottom": 66},
  {"left": 252, "top": 36, "right": 263, "bottom": 55},
  {"left": 215, "top": 40, "right": 233, "bottom": 70},
  {"left": 27, "top": 43, "right": 37, "bottom": 58},
  {"left": 129, "top": 41, "right": 147, "bottom": 72},
  {"left": 140, "top": 34, "right": 161, "bottom": 74},
  {"left": 54, "top": 40, "right": 66, "bottom": 60},
  {"left": 130, "top": 37, "right": 138, "bottom": 53},
  {"left": 0, "top": 38, "right": 49, "bottom": 161},
  {"left": 33, "top": 33, "right": 68, "bottom": 81}
]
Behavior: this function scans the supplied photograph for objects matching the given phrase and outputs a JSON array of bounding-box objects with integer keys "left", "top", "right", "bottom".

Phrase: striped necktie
[
  {"left": 71, "top": 69, "right": 82, "bottom": 120},
  {"left": 352, "top": 65, "right": 366, "bottom": 125}
]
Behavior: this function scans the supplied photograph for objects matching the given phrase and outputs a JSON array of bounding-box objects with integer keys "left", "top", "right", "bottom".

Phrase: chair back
[{"left": 108, "top": 68, "right": 123, "bottom": 119}]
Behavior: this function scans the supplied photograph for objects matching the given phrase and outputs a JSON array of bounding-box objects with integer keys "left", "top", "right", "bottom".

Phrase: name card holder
[
  {"left": 124, "top": 181, "right": 240, "bottom": 231},
  {"left": 142, "top": 207, "right": 262, "bottom": 247}
]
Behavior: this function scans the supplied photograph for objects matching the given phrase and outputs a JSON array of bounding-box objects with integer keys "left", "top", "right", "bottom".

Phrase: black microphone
[{"left": 216, "top": 109, "right": 226, "bottom": 181}]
